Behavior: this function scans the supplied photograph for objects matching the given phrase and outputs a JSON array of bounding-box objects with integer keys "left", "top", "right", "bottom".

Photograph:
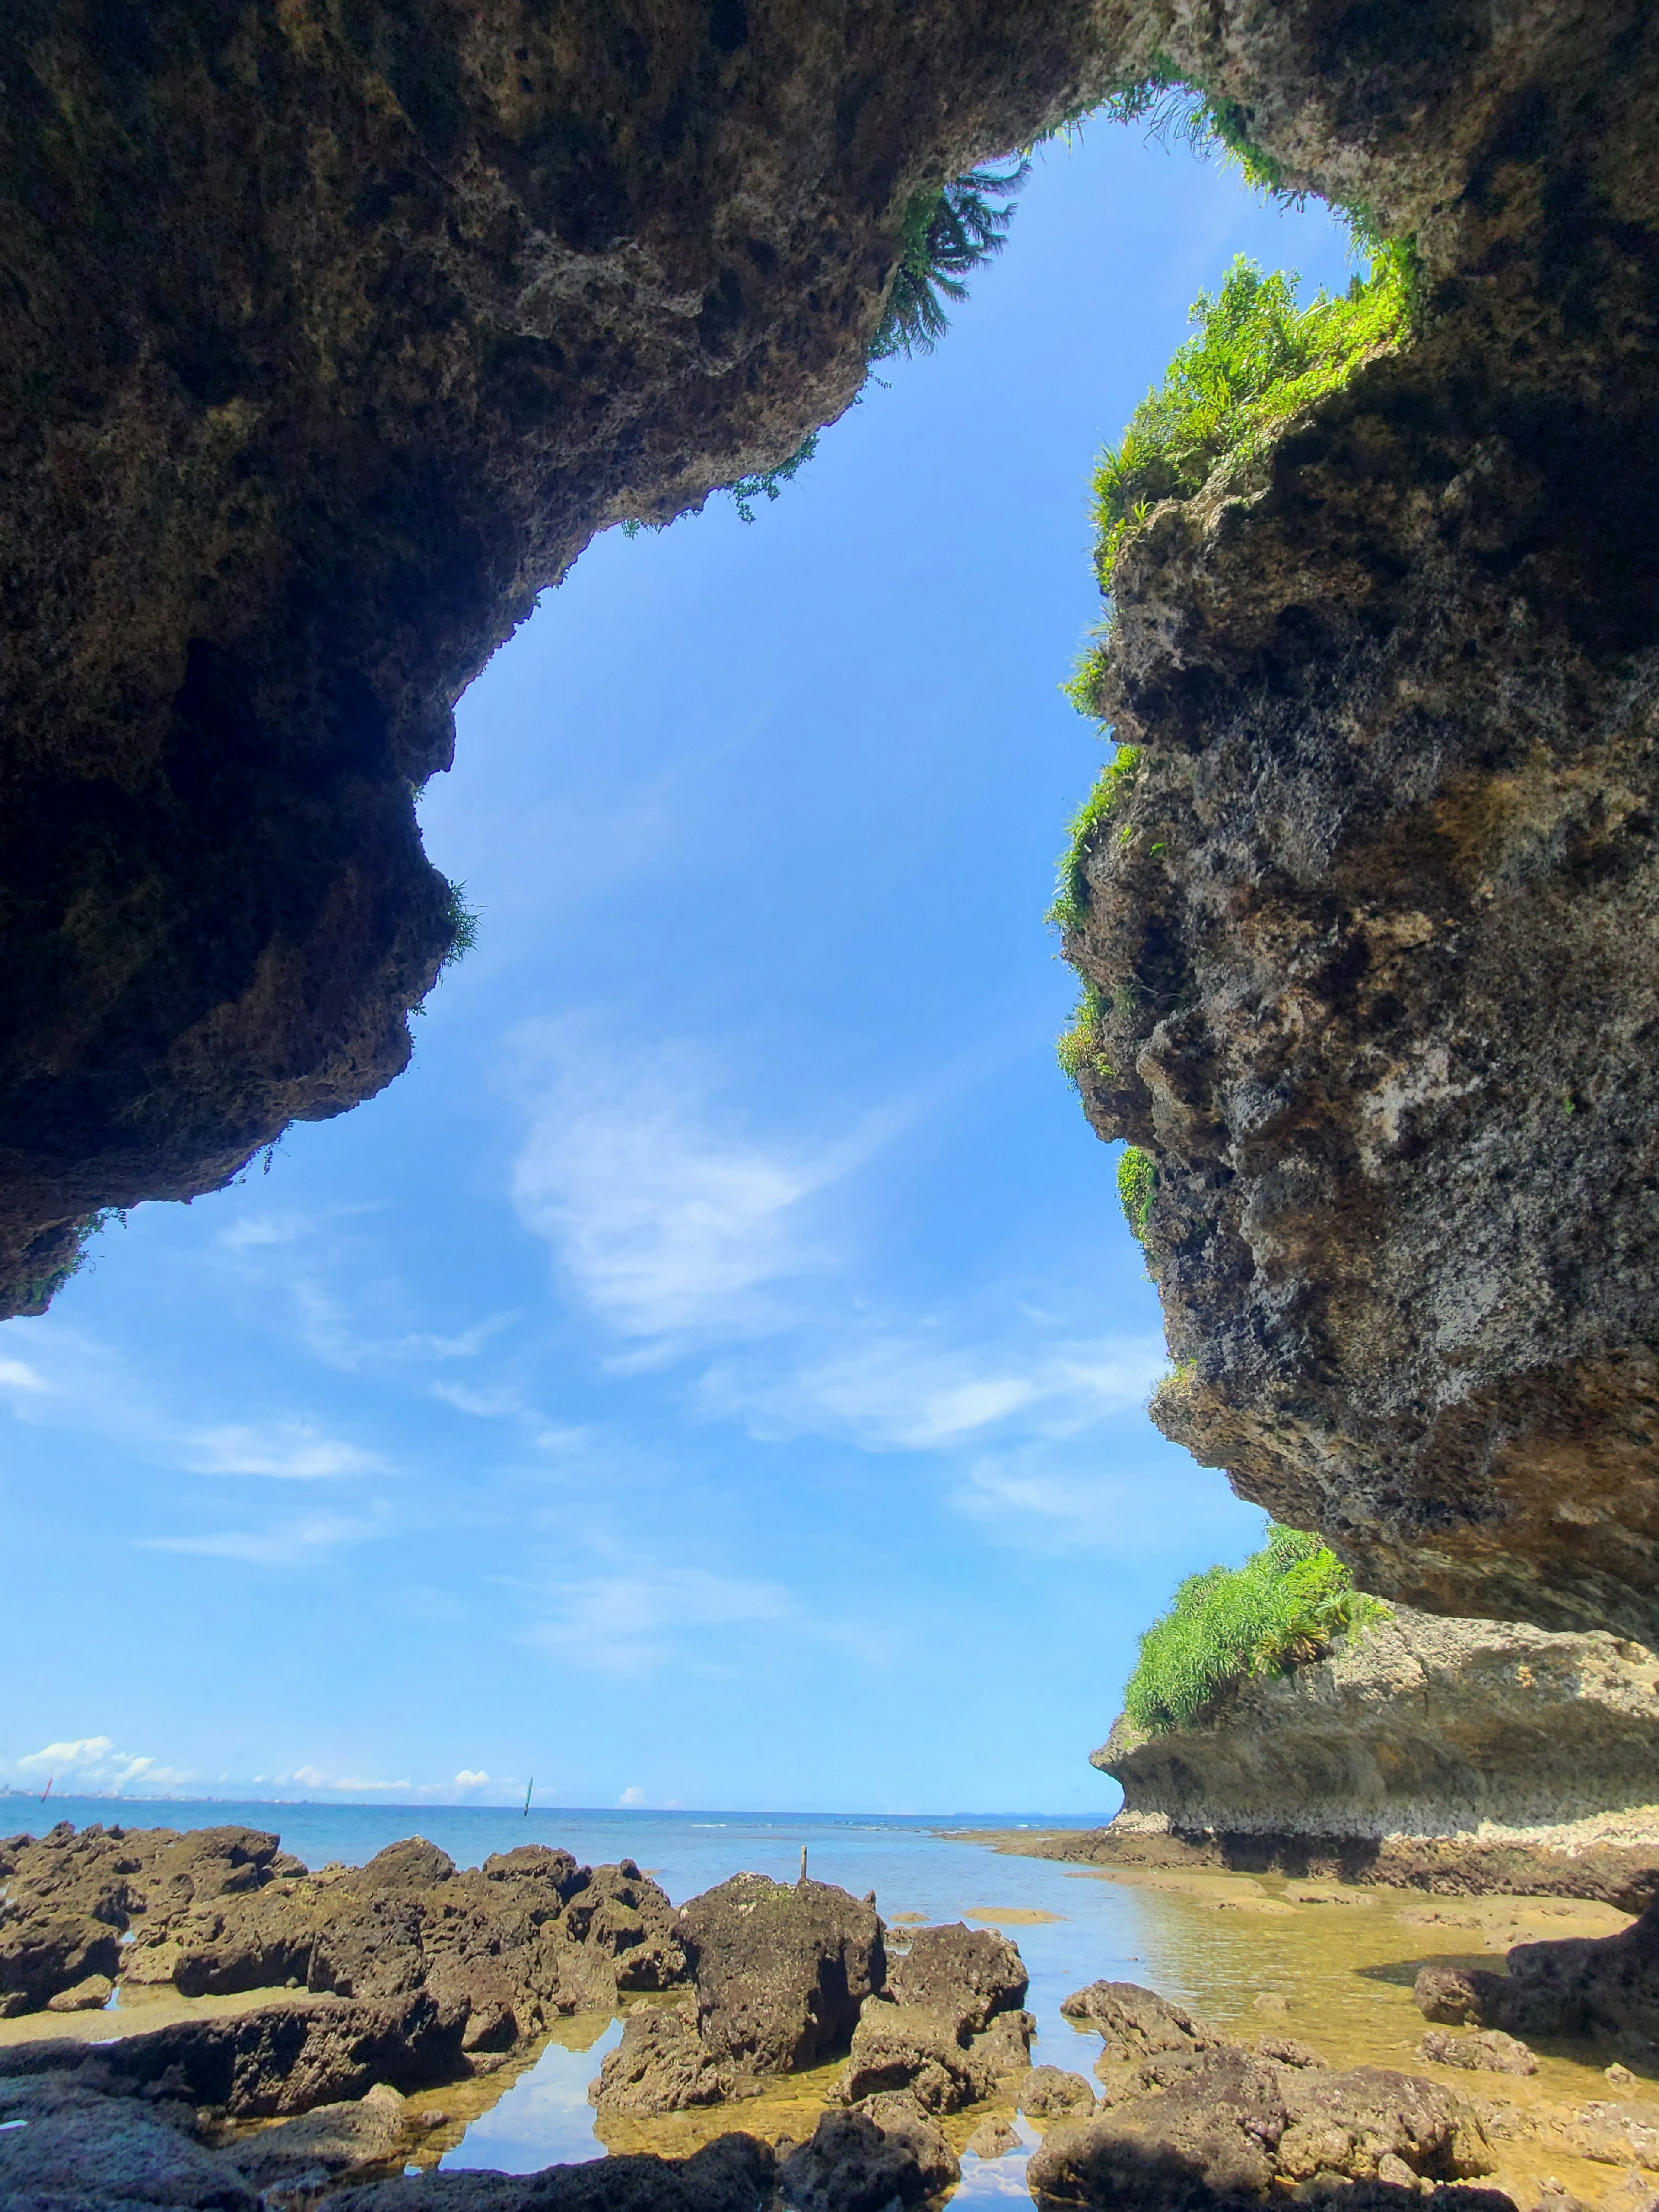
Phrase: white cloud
[
  {"left": 617, "top": 1785, "right": 646, "bottom": 1807},
  {"left": 142, "top": 1512, "right": 379, "bottom": 1567},
  {"left": 7, "top": 1735, "right": 191, "bottom": 1793},
  {"left": 183, "top": 1422, "right": 387, "bottom": 1480},
  {"left": 0, "top": 1357, "right": 48, "bottom": 1395},
  {"left": 702, "top": 1328, "right": 1167, "bottom": 1451},
  {"left": 430, "top": 1380, "right": 526, "bottom": 1420},
  {"left": 507, "top": 1023, "right": 905, "bottom": 1342},
  {"left": 455, "top": 1769, "right": 491, "bottom": 1787}
]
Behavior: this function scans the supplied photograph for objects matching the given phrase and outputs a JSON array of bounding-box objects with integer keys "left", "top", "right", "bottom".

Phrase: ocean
[{"left": 0, "top": 1798, "right": 1184, "bottom": 2187}]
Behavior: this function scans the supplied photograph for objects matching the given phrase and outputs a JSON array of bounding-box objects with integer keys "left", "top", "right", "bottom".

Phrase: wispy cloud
[
  {"left": 0, "top": 1356, "right": 48, "bottom": 1395},
  {"left": 508, "top": 1022, "right": 907, "bottom": 1343},
  {"left": 142, "top": 1512, "right": 380, "bottom": 1567},
  {"left": 183, "top": 1422, "right": 388, "bottom": 1479},
  {"left": 701, "top": 1327, "right": 1167, "bottom": 1451},
  {"left": 523, "top": 1564, "right": 798, "bottom": 1677}
]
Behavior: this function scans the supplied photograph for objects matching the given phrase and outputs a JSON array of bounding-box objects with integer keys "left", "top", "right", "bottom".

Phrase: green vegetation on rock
[
  {"left": 1116, "top": 1146, "right": 1156, "bottom": 1240},
  {"left": 1124, "top": 1525, "right": 1388, "bottom": 1734},
  {"left": 872, "top": 161, "right": 1031, "bottom": 360},
  {"left": 1047, "top": 744, "right": 1141, "bottom": 938},
  {"left": 1066, "top": 247, "right": 1412, "bottom": 714}
]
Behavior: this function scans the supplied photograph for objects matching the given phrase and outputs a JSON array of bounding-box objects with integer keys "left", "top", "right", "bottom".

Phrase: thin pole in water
[
  {"left": 40, "top": 1777, "right": 52, "bottom": 1804},
  {"left": 523, "top": 1777, "right": 534, "bottom": 1819},
  {"left": 798, "top": 1844, "right": 807, "bottom": 1885}
]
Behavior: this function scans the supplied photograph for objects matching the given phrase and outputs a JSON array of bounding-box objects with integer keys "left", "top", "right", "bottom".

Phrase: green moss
[
  {"left": 1116, "top": 1145, "right": 1156, "bottom": 1240},
  {"left": 1046, "top": 744, "right": 1141, "bottom": 936},
  {"left": 1123, "top": 1525, "right": 1390, "bottom": 1735}
]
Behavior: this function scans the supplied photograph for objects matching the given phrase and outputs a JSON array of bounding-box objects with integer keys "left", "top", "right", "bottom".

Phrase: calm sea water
[{"left": 3, "top": 1798, "right": 1175, "bottom": 2189}]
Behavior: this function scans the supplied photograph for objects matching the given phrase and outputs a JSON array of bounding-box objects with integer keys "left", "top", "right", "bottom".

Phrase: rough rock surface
[
  {"left": 1032, "top": 2014, "right": 1496, "bottom": 2212},
  {"left": 1060, "top": 1982, "right": 1225, "bottom": 2064},
  {"left": 1054, "top": 0, "right": 1659, "bottom": 1638},
  {"left": 0, "top": 2064, "right": 262, "bottom": 2212},
  {"left": 589, "top": 2002, "right": 734, "bottom": 2119},
  {"left": 0, "top": 1822, "right": 683, "bottom": 2028},
  {"left": 884, "top": 1921, "right": 1027, "bottom": 2031},
  {"left": 677, "top": 1874, "right": 882, "bottom": 2074},
  {"left": 779, "top": 2092, "right": 960, "bottom": 2212},
  {"left": 832, "top": 1997, "right": 1033, "bottom": 2113},
  {"left": 1418, "top": 2031, "right": 1537, "bottom": 2078},
  {"left": 329, "top": 2132, "right": 777, "bottom": 2212},
  {"left": 1020, "top": 2063, "right": 1100, "bottom": 2116},
  {"left": 0, "top": 0, "right": 1125, "bottom": 1316},
  {"left": 1414, "top": 1897, "right": 1659, "bottom": 2045},
  {"left": 1086, "top": 1610, "right": 1659, "bottom": 1894}
]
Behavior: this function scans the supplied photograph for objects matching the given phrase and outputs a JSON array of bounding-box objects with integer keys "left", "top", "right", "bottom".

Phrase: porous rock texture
[
  {"left": 0, "top": 0, "right": 1122, "bottom": 1317},
  {"left": 675, "top": 1872, "right": 883, "bottom": 2075},
  {"left": 1084, "top": 1609, "right": 1659, "bottom": 1901},
  {"left": 1031, "top": 1987, "right": 1500, "bottom": 2212},
  {"left": 1058, "top": 0, "right": 1659, "bottom": 1639},
  {"left": 1415, "top": 1894, "right": 1659, "bottom": 2046},
  {"left": 1, "top": 1822, "right": 685, "bottom": 2063}
]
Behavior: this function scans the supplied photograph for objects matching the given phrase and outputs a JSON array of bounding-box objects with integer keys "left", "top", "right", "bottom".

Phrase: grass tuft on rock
[
  {"left": 1066, "top": 249, "right": 1411, "bottom": 715},
  {"left": 1116, "top": 1145, "right": 1156, "bottom": 1240},
  {"left": 1047, "top": 744, "right": 1141, "bottom": 937},
  {"left": 1124, "top": 1525, "right": 1389, "bottom": 1734}
]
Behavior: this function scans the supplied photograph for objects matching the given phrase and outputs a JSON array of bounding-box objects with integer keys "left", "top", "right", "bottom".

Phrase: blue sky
[{"left": 0, "top": 121, "right": 1354, "bottom": 1815}]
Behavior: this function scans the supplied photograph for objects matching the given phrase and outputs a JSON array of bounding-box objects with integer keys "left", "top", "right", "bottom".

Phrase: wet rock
[
  {"left": 590, "top": 2004, "right": 734, "bottom": 2118},
  {"left": 678, "top": 1874, "right": 882, "bottom": 2073},
  {"left": 886, "top": 1922, "right": 1028, "bottom": 2031},
  {"left": 834, "top": 2001, "right": 981, "bottom": 2114},
  {"left": 328, "top": 2129, "right": 777, "bottom": 2211},
  {"left": 1029, "top": 2043, "right": 1490, "bottom": 2211},
  {"left": 970, "top": 2007, "right": 1035, "bottom": 2092},
  {"left": 1598, "top": 2170, "right": 1659, "bottom": 2212},
  {"left": 1061, "top": 1981, "right": 1225, "bottom": 2063},
  {"left": 44, "top": 1971, "right": 114, "bottom": 2012},
  {"left": 1020, "top": 2065, "right": 1098, "bottom": 2117},
  {"left": 780, "top": 2092, "right": 959, "bottom": 2212},
  {"left": 220, "top": 2079, "right": 409, "bottom": 2188},
  {"left": 1414, "top": 1902, "right": 1659, "bottom": 2045},
  {"left": 1418, "top": 2032, "right": 1538, "bottom": 2078},
  {"left": 0, "top": 1911, "right": 121, "bottom": 2016},
  {"left": 966, "top": 2116, "right": 1023, "bottom": 2157},
  {"left": 1566, "top": 2100, "right": 1659, "bottom": 2168}
]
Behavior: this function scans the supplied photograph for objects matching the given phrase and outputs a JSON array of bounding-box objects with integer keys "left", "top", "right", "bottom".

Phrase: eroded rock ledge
[{"left": 1079, "top": 1609, "right": 1659, "bottom": 1909}]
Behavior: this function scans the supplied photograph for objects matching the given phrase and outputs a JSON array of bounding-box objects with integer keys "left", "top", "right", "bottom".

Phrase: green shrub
[
  {"left": 1047, "top": 744, "right": 1141, "bottom": 936},
  {"left": 1124, "top": 1525, "right": 1389, "bottom": 1734},
  {"left": 1116, "top": 1146, "right": 1156, "bottom": 1239}
]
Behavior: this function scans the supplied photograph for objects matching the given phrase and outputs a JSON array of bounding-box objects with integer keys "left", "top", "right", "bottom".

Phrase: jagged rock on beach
[
  {"left": 1060, "top": 1981, "right": 1225, "bottom": 2064},
  {"left": 677, "top": 1874, "right": 883, "bottom": 2075},
  {"left": 885, "top": 1922, "right": 1028, "bottom": 2033},
  {"left": 331, "top": 2129, "right": 778, "bottom": 2211},
  {"left": 590, "top": 2003, "right": 735, "bottom": 2119},
  {"left": 1019, "top": 2064, "right": 1099, "bottom": 2117},
  {"left": 780, "top": 2091, "right": 960, "bottom": 2212}
]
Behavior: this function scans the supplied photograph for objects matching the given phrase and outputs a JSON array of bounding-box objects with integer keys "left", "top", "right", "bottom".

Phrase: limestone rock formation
[
  {"left": 1082, "top": 1608, "right": 1659, "bottom": 1901},
  {"left": 589, "top": 2001, "right": 735, "bottom": 2119},
  {"left": 1414, "top": 1896, "right": 1659, "bottom": 2046},
  {"left": 884, "top": 1920, "right": 1027, "bottom": 2030},
  {"left": 1057, "top": 0, "right": 1659, "bottom": 1638},
  {"left": 0, "top": 1822, "right": 683, "bottom": 2030},
  {"left": 1034, "top": 1992, "right": 1499, "bottom": 2212},
  {"left": 677, "top": 1872, "right": 883, "bottom": 2074},
  {"left": 778, "top": 2093, "right": 960, "bottom": 2212},
  {"left": 0, "top": 0, "right": 1121, "bottom": 1317}
]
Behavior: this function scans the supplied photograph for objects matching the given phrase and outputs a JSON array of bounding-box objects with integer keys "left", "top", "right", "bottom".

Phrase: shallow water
[{"left": 6, "top": 1799, "right": 1647, "bottom": 2202}]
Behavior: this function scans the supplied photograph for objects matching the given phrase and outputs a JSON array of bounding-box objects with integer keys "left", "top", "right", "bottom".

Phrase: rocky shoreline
[
  {"left": 964, "top": 1610, "right": 1659, "bottom": 1912},
  {"left": 10, "top": 1821, "right": 1659, "bottom": 2209}
]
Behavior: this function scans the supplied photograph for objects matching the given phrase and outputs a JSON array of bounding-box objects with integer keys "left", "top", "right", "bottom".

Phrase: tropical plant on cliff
[
  {"left": 871, "top": 159, "right": 1032, "bottom": 359},
  {"left": 1065, "top": 245, "right": 1412, "bottom": 713},
  {"left": 1124, "top": 1525, "right": 1388, "bottom": 1734}
]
